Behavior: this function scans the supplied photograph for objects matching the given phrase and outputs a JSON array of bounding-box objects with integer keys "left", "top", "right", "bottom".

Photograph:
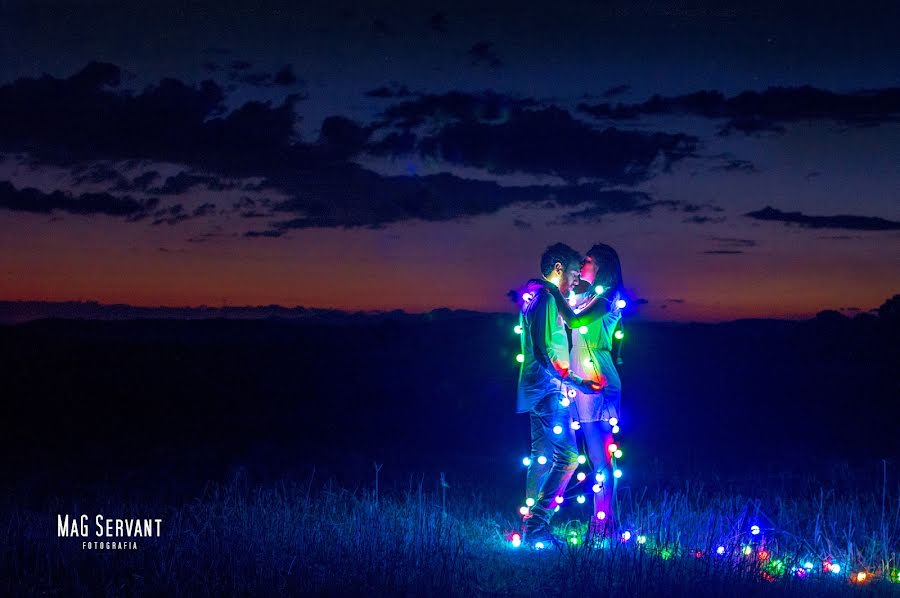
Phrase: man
[{"left": 517, "top": 243, "right": 601, "bottom": 547}]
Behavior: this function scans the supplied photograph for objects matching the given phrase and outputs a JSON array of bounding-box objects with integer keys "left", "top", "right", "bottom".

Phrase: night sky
[{"left": 1, "top": 0, "right": 898, "bottom": 321}]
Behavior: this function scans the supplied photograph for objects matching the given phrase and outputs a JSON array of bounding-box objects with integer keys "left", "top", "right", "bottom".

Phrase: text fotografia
[{"left": 57, "top": 515, "right": 162, "bottom": 550}]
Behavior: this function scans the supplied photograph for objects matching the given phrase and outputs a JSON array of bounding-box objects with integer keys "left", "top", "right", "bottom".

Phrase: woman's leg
[{"left": 581, "top": 419, "right": 616, "bottom": 532}]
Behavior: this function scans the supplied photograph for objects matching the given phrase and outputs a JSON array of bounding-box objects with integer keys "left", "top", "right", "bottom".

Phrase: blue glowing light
[
  {"left": 537, "top": 455, "right": 548, "bottom": 465},
  {"left": 613, "top": 469, "right": 622, "bottom": 478},
  {"left": 611, "top": 425, "right": 620, "bottom": 434},
  {"left": 522, "top": 457, "right": 531, "bottom": 467},
  {"left": 552, "top": 425, "right": 563, "bottom": 435},
  {"left": 717, "top": 546, "right": 725, "bottom": 555},
  {"left": 608, "top": 417, "right": 618, "bottom": 426},
  {"left": 577, "top": 495, "right": 586, "bottom": 504},
  {"left": 577, "top": 454, "right": 587, "bottom": 464},
  {"left": 616, "top": 298, "right": 627, "bottom": 309},
  {"left": 751, "top": 525, "right": 760, "bottom": 535}
]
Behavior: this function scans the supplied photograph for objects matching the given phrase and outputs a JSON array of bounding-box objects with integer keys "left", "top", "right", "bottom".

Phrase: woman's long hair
[{"left": 586, "top": 243, "right": 624, "bottom": 294}]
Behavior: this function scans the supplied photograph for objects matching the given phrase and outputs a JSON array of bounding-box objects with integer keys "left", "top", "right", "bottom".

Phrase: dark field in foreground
[
  {"left": 3, "top": 472, "right": 900, "bottom": 596},
  {"left": 1, "top": 308, "right": 898, "bottom": 594}
]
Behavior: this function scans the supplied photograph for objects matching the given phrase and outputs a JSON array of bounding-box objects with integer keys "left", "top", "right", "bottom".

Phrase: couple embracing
[{"left": 516, "top": 242, "right": 625, "bottom": 548}]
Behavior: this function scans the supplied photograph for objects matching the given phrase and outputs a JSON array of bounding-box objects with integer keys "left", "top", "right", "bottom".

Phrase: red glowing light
[{"left": 758, "top": 550, "right": 770, "bottom": 561}]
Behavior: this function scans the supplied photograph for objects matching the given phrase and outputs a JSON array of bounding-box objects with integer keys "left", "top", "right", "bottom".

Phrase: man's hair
[
  {"left": 586, "top": 243, "right": 624, "bottom": 291},
  {"left": 540, "top": 243, "right": 582, "bottom": 277}
]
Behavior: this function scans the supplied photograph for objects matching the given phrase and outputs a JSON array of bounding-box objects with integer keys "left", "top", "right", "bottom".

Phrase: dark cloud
[
  {"left": 375, "top": 90, "right": 539, "bottom": 128},
  {"left": 683, "top": 215, "right": 726, "bottom": 224},
  {"left": 0, "top": 180, "right": 158, "bottom": 219},
  {"left": 578, "top": 86, "right": 900, "bottom": 135},
  {"left": 468, "top": 41, "right": 502, "bottom": 68},
  {"left": 365, "top": 83, "right": 413, "bottom": 98},
  {"left": 192, "top": 202, "right": 217, "bottom": 217},
  {"left": 245, "top": 167, "right": 663, "bottom": 236},
  {"left": 703, "top": 250, "right": 744, "bottom": 254},
  {"left": 745, "top": 206, "right": 900, "bottom": 231},
  {"left": 151, "top": 204, "right": 188, "bottom": 226},
  {"left": 602, "top": 84, "right": 631, "bottom": 99},
  {"left": 369, "top": 103, "right": 697, "bottom": 185},
  {"left": 71, "top": 162, "right": 128, "bottom": 186},
  {"left": 710, "top": 156, "right": 758, "bottom": 173},
  {"left": 512, "top": 218, "right": 532, "bottom": 229},
  {"left": 151, "top": 171, "right": 235, "bottom": 195},
  {"left": 428, "top": 13, "right": 448, "bottom": 33},
  {"left": 710, "top": 236, "right": 757, "bottom": 247},
  {"left": 228, "top": 60, "right": 252, "bottom": 71},
  {"left": 272, "top": 65, "right": 300, "bottom": 87}
]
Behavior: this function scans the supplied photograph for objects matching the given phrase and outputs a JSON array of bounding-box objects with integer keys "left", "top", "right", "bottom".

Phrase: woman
[{"left": 568, "top": 244, "right": 624, "bottom": 534}]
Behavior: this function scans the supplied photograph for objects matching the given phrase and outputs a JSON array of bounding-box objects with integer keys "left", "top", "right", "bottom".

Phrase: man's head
[{"left": 540, "top": 243, "right": 582, "bottom": 294}]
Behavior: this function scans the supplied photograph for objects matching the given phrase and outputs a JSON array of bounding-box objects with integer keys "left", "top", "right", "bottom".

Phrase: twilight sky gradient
[{"left": 0, "top": 0, "right": 898, "bottom": 321}]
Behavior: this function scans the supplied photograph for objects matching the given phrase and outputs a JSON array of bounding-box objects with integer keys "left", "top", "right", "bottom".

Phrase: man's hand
[{"left": 569, "top": 372, "right": 605, "bottom": 394}]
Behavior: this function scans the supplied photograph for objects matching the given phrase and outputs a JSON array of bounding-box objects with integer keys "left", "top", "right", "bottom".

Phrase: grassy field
[{"left": 3, "top": 467, "right": 900, "bottom": 596}]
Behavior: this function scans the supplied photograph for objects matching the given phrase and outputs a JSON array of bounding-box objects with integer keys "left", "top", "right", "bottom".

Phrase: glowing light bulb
[
  {"left": 637, "top": 535, "right": 647, "bottom": 544},
  {"left": 555, "top": 495, "right": 564, "bottom": 504},
  {"left": 537, "top": 455, "right": 548, "bottom": 465},
  {"left": 576, "top": 472, "right": 586, "bottom": 482},
  {"left": 577, "top": 495, "right": 586, "bottom": 504},
  {"left": 611, "top": 425, "right": 620, "bottom": 434},
  {"left": 608, "top": 443, "right": 618, "bottom": 453},
  {"left": 512, "top": 533, "right": 520, "bottom": 541},
  {"left": 570, "top": 421, "right": 581, "bottom": 430},
  {"left": 856, "top": 572, "right": 867, "bottom": 583},
  {"left": 554, "top": 505, "right": 560, "bottom": 512},
  {"left": 616, "top": 299, "right": 627, "bottom": 309},
  {"left": 595, "top": 285, "right": 605, "bottom": 294},
  {"left": 534, "top": 541, "right": 545, "bottom": 550},
  {"left": 750, "top": 525, "right": 760, "bottom": 535},
  {"left": 552, "top": 425, "right": 563, "bottom": 435},
  {"left": 596, "top": 472, "right": 605, "bottom": 482},
  {"left": 830, "top": 563, "right": 841, "bottom": 574},
  {"left": 758, "top": 550, "right": 769, "bottom": 561},
  {"left": 522, "top": 292, "right": 534, "bottom": 302},
  {"left": 716, "top": 546, "right": 725, "bottom": 555},
  {"left": 621, "top": 531, "right": 631, "bottom": 541},
  {"left": 592, "top": 483, "right": 601, "bottom": 493},
  {"left": 614, "top": 330, "right": 624, "bottom": 340},
  {"left": 516, "top": 353, "right": 524, "bottom": 363},
  {"left": 560, "top": 397, "right": 570, "bottom": 407},
  {"left": 567, "top": 388, "right": 577, "bottom": 398},
  {"left": 583, "top": 357, "right": 592, "bottom": 367},
  {"left": 578, "top": 325, "right": 588, "bottom": 334},
  {"left": 577, "top": 454, "right": 587, "bottom": 464},
  {"left": 596, "top": 511, "right": 606, "bottom": 520},
  {"left": 519, "top": 506, "right": 529, "bottom": 515},
  {"left": 608, "top": 417, "right": 618, "bottom": 426},
  {"left": 512, "top": 537, "right": 521, "bottom": 548},
  {"left": 525, "top": 497, "right": 535, "bottom": 507},
  {"left": 614, "top": 449, "right": 623, "bottom": 459},
  {"left": 803, "top": 562, "right": 814, "bottom": 570},
  {"left": 743, "top": 546, "right": 752, "bottom": 556},
  {"left": 514, "top": 324, "right": 523, "bottom": 334},
  {"left": 569, "top": 536, "right": 579, "bottom": 545},
  {"left": 522, "top": 457, "right": 532, "bottom": 467},
  {"left": 613, "top": 469, "right": 622, "bottom": 478},
  {"left": 568, "top": 292, "right": 577, "bottom": 306}
]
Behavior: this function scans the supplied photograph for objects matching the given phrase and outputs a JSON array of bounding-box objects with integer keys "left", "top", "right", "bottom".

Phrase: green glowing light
[
  {"left": 516, "top": 353, "right": 524, "bottom": 363},
  {"left": 637, "top": 535, "right": 647, "bottom": 544},
  {"left": 514, "top": 324, "right": 523, "bottom": 334},
  {"left": 614, "top": 449, "right": 623, "bottom": 459},
  {"left": 614, "top": 330, "right": 624, "bottom": 340},
  {"left": 577, "top": 454, "right": 587, "bottom": 464},
  {"left": 595, "top": 285, "right": 605, "bottom": 295},
  {"left": 743, "top": 546, "right": 752, "bottom": 556},
  {"left": 660, "top": 548, "right": 673, "bottom": 560}
]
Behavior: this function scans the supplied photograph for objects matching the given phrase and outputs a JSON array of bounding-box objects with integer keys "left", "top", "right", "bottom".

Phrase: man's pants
[{"left": 524, "top": 391, "right": 578, "bottom": 529}]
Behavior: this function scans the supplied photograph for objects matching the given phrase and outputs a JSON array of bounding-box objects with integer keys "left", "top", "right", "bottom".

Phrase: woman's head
[{"left": 580, "top": 243, "right": 623, "bottom": 292}]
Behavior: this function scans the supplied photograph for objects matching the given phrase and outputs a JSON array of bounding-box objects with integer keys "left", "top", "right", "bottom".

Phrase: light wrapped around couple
[{"left": 515, "top": 242, "right": 625, "bottom": 549}]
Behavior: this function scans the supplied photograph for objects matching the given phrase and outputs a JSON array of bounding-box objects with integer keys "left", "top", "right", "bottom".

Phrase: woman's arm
[{"left": 532, "top": 279, "right": 610, "bottom": 327}]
